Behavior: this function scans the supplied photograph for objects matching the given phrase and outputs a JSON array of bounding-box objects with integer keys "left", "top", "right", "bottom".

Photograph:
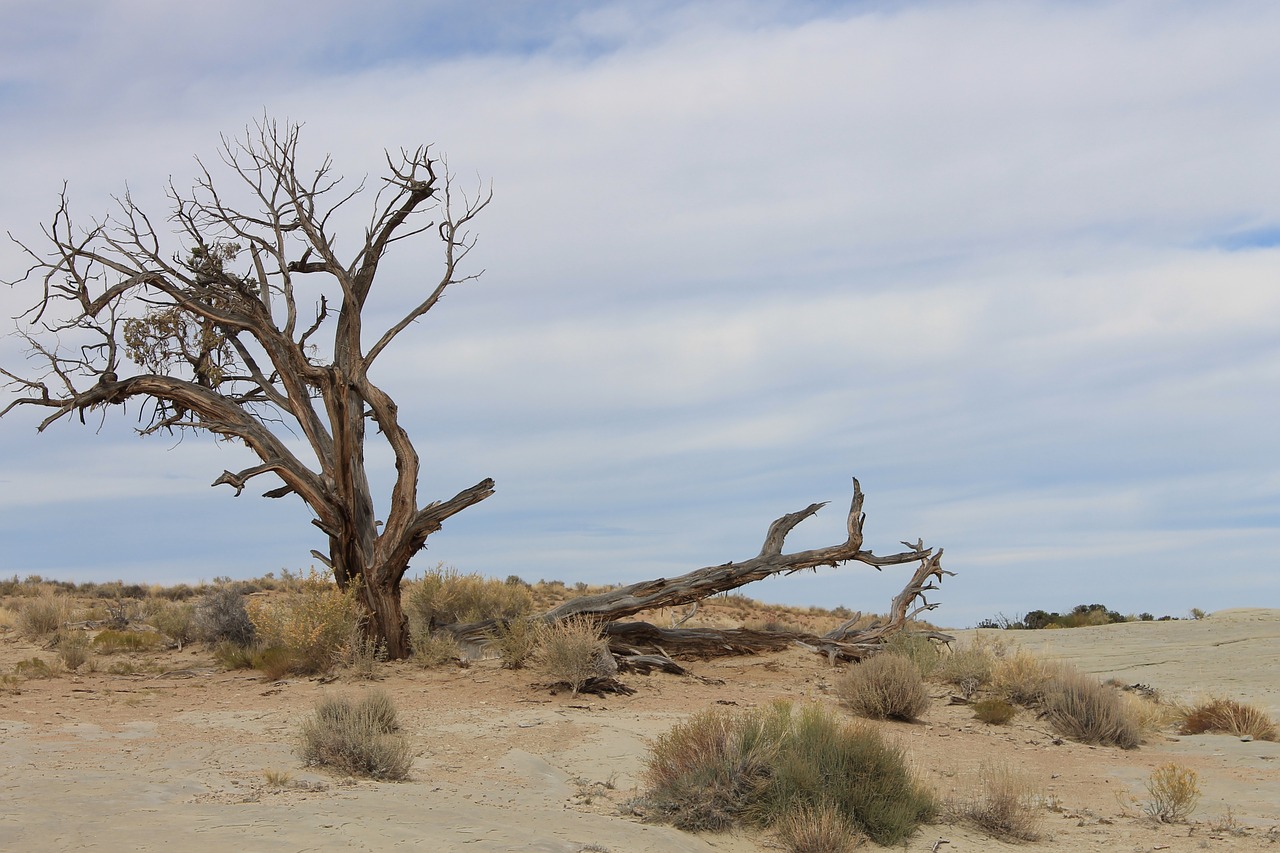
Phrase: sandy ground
[{"left": 2, "top": 608, "right": 1278, "bottom": 852}]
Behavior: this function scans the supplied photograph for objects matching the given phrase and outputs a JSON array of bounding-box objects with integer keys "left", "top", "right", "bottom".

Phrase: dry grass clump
[
  {"left": 487, "top": 617, "right": 540, "bottom": 669},
  {"left": 536, "top": 617, "right": 615, "bottom": 694},
  {"left": 883, "top": 633, "right": 941, "bottom": 678},
  {"left": 835, "top": 653, "right": 930, "bottom": 722},
  {"left": 936, "top": 641, "right": 997, "bottom": 696},
  {"left": 1041, "top": 666, "right": 1140, "bottom": 749},
  {"left": 404, "top": 564, "right": 533, "bottom": 629},
  {"left": 991, "top": 648, "right": 1055, "bottom": 706},
  {"left": 776, "top": 802, "right": 865, "bottom": 853},
  {"left": 643, "top": 701, "right": 935, "bottom": 847},
  {"left": 246, "top": 572, "right": 361, "bottom": 675},
  {"left": 1179, "top": 698, "right": 1277, "bottom": 741},
  {"left": 55, "top": 631, "right": 92, "bottom": 671},
  {"left": 146, "top": 601, "right": 196, "bottom": 649},
  {"left": 16, "top": 592, "right": 70, "bottom": 638},
  {"left": 409, "top": 627, "right": 462, "bottom": 669},
  {"left": 298, "top": 691, "right": 412, "bottom": 781},
  {"left": 1143, "top": 763, "right": 1200, "bottom": 822},
  {"left": 950, "top": 762, "right": 1045, "bottom": 841}
]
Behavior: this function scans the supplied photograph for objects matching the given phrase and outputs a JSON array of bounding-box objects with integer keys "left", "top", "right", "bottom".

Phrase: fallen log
[
  {"left": 542, "top": 478, "right": 939, "bottom": 625},
  {"left": 447, "top": 478, "right": 953, "bottom": 663}
]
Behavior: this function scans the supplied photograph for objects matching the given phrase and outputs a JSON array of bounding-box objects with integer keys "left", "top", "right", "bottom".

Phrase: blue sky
[{"left": 1, "top": 1, "right": 1277, "bottom": 627}]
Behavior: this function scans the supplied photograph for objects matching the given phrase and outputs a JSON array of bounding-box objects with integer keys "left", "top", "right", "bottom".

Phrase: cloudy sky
[{"left": 1, "top": 1, "right": 1277, "bottom": 627}]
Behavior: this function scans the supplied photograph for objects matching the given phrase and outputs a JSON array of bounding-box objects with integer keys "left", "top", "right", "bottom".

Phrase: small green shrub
[
  {"left": 951, "top": 763, "right": 1044, "bottom": 840},
  {"left": 972, "top": 698, "right": 1016, "bottom": 725},
  {"left": 1144, "top": 763, "right": 1200, "bottom": 822},
  {"left": 536, "top": 617, "right": 614, "bottom": 694},
  {"left": 1180, "top": 698, "right": 1277, "bottom": 741},
  {"left": 1042, "top": 667, "right": 1140, "bottom": 749},
  {"left": 298, "top": 691, "right": 412, "bottom": 780},
  {"left": 835, "top": 653, "right": 930, "bottom": 722},
  {"left": 250, "top": 646, "right": 298, "bottom": 681},
  {"left": 643, "top": 701, "right": 935, "bottom": 847}
]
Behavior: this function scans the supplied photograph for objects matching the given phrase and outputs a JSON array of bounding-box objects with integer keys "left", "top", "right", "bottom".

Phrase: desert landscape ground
[{"left": 1, "top": 589, "right": 1277, "bottom": 852}]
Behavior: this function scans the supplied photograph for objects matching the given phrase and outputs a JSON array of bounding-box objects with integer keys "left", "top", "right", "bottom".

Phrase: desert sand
[{"left": 2, "top": 608, "right": 1277, "bottom": 852}]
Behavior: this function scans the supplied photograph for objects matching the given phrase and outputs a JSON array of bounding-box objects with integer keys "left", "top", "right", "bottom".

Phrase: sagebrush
[
  {"left": 536, "top": 617, "right": 614, "bottom": 694},
  {"left": 643, "top": 701, "right": 935, "bottom": 846},
  {"left": 298, "top": 691, "right": 412, "bottom": 780},
  {"left": 835, "top": 652, "right": 930, "bottom": 722},
  {"left": 1042, "top": 666, "right": 1140, "bottom": 749}
]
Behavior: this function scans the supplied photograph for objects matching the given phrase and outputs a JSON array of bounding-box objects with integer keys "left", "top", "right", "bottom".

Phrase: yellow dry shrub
[
  {"left": 247, "top": 570, "right": 361, "bottom": 675},
  {"left": 992, "top": 649, "right": 1056, "bottom": 706}
]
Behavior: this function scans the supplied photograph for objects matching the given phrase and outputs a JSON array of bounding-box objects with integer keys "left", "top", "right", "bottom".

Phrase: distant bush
[
  {"left": 835, "top": 653, "right": 930, "bottom": 722},
  {"left": 1144, "top": 763, "right": 1200, "bottom": 822},
  {"left": 404, "top": 564, "right": 533, "bottom": 630},
  {"left": 536, "top": 617, "right": 614, "bottom": 694},
  {"left": 1042, "top": 667, "right": 1140, "bottom": 749},
  {"left": 298, "top": 691, "right": 412, "bottom": 781},
  {"left": 1180, "top": 698, "right": 1277, "bottom": 741},
  {"left": 192, "top": 586, "right": 256, "bottom": 647},
  {"left": 642, "top": 701, "right": 934, "bottom": 847}
]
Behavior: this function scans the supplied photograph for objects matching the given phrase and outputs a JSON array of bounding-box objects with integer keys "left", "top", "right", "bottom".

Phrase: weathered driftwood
[
  {"left": 542, "top": 478, "right": 936, "bottom": 625},
  {"left": 601, "top": 548, "right": 954, "bottom": 663},
  {"left": 449, "top": 478, "right": 952, "bottom": 664}
]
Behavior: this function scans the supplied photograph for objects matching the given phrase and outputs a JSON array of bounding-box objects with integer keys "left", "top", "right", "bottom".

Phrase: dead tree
[{"left": 1, "top": 119, "right": 494, "bottom": 658}]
